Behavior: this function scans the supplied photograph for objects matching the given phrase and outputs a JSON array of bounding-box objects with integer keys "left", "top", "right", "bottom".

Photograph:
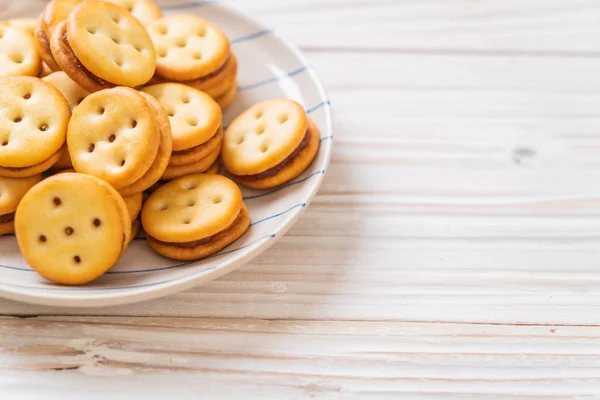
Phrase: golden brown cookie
[
  {"left": 141, "top": 83, "right": 221, "bottom": 151},
  {"left": 42, "top": 71, "right": 90, "bottom": 111},
  {"left": 107, "top": 0, "right": 162, "bottom": 25},
  {"left": 118, "top": 91, "right": 173, "bottom": 196},
  {"left": 15, "top": 173, "right": 131, "bottom": 285},
  {"left": 67, "top": 87, "right": 160, "bottom": 189},
  {"left": 0, "top": 77, "right": 70, "bottom": 177},
  {"left": 148, "top": 15, "right": 229, "bottom": 81},
  {"left": 123, "top": 192, "right": 143, "bottom": 221},
  {"left": 51, "top": 0, "right": 156, "bottom": 92},
  {"left": 38, "top": 0, "right": 84, "bottom": 71},
  {"left": 205, "top": 159, "right": 220, "bottom": 175},
  {"left": 222, "top": 99, "right": 320, "bottom": 188},
  {"left": 142, "top": 174, "right": 249, "bottom": 260},
  {"left": 168, "top": 126, "right": 222, "bottom": 167},
  {"left": 130, "top": 217, "right": 141, "bottom": 242},
  {"left": 0, "top": 174, "right": 42, "bottom": 235},
  {"left": 161, "top": 145, "right": 220, "bottom": 181},
  {"left": 0, "top": 24, "right": 42, "bottom": 77}
]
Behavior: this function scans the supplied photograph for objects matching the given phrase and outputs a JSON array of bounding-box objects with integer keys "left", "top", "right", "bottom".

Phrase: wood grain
[{"left": 3, "top": 0, "right": 600, "bottom": 398}]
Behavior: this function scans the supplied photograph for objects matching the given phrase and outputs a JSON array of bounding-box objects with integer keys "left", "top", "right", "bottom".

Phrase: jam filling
[
  {"left": 172, "top": 128, "right": 221, "bottom": 155},
  {"left": 0, "top": 212, "right": 15, "bottom": 223},
  {"left": 240, "top": 130, "right": 310, "bottom": 180}
]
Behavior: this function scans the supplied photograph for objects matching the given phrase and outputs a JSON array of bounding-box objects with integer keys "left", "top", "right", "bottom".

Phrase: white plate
[{"left": 0, "top": 1, "right": 332, "bottom": 307}]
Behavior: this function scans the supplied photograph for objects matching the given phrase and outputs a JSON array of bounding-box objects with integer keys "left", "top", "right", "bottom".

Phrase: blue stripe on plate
[
  {"left": 306, "top": 100, "right": 331, "bottom": 114},
  {"left": 250, "top": 203, "right": 305, "bottom": 226},
  {"left": 239, "top": 66, "right": 308, "bottom": 91},
  {"left": 231, "top": 29, "right": 273, "bottom": 44},
  {"left": 244, "top": 170, "right": 325, "bottom": 200}
]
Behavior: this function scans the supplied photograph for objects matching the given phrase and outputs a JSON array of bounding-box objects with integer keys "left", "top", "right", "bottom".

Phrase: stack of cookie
[
  {"left": 142, "top": 83, "right": 222, "bottom": 180},
  {"left": 222, "top": 99, "right": 321, "bottom": 189},
  {"left": 146, "top": 15, "right": 237, "bottom": 109}
]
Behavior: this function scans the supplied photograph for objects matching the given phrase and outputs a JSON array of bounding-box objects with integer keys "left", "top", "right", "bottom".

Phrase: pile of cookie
[{"left": 0, "top": 0, "right": 320, "bottom": 286}]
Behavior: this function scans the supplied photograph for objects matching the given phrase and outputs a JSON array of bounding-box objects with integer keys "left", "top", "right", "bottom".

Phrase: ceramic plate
[{"left": 0, "top": 1, "right": 332, "bottom": 307}]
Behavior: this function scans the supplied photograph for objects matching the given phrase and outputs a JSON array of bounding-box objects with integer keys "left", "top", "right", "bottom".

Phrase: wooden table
[{"left": 4, "top": 0, "right": 600, "bottom": 398}]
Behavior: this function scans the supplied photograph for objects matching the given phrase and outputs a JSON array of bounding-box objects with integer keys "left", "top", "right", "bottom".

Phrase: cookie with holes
[
  {"left": 141, "top": 83, "right": 222, "bottom": 179},
  {"left": 222, "top": 99, "right": 320, "bottom": 189},
  {"left": 0, "top": 77, "right": 70, "bottom": 178},
  {"left": 142, "top": 174, "right": 249, "bottom": 261},
  {"left": 0, "top": 175, "right": 42, "bottom": 235},
  {"left": 15, "top": 173, "right": 131, "bottom": 285},
  {"left": 67, "top": 86, "right": 161, "bottom": 189},
  {"left": 43, "top": 71, "right": 90, "bottom": 169},
  {"left": 148, "top": 15, "right": 230, "bottom": 82},
  {"left": 50, "top": 0, "right": 156, "bottom": 93},
  {"left": 0, "top": 24, "right": 41, "bottom": 77},
  {"left": 107, "top": 0, "right": 162, "bottom": 25},
  {"left": 118, "top": 91, "right": 173, "bottom": 196}
]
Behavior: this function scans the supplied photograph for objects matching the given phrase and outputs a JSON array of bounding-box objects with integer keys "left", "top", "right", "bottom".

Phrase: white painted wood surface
[{"left": 3, "top": 0, "right": 600, "bottom": 398}]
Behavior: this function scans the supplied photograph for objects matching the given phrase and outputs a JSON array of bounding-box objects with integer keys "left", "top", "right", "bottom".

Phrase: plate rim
[{"left": 0, "top": 2, "right": 333, "bottom": 307}]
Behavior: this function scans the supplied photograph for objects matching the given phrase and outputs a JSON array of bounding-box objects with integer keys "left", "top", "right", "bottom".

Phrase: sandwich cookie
[
  {"left": 0, "top": 175, "right": 42, "bottom": 235},
  {"left": 0, "top": 77, "right": 70, "bottom": 178},
  {"left": 141, "top": 83, "right": 222, "bottom": 180},
  {"left": 50, "top": 0, "right": 156, "bottom": 92},
  {"left": 43, "top": 71, "right": 90, "bottom": 169},
  {"left": 15, "top": 173, "right": 131, "bottom": 285},
  {"left": 36, "top": 0, "right": 84, "bottom": 71},
  {"left": 107, "top": 0, "right": 162, "bottom": 25},
  {"left": 222, "top": 99, "right": 320, "bottom": 189},
  {"left": 67, "top": 87, "right": 160, "bottom": 189},
  {"left": 142, "top": 174, "right": 249, "bottom": 261},
  {"left": 0, "top": 24, "right": 41, "bottom": 77},
  {"left": 38, "top": 63, "right": 54, "bottom": 78}
]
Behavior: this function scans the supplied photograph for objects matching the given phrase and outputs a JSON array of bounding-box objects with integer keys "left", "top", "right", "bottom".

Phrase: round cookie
[
  {"left": 205, "top": 159, "right": 220, "bottom": 175},
  {"left": 4, "top": 19, "right": 37, "bottom": 37},
  {"left": 215, "top": 82, "right": 237, "bottom": 110},
  {"left": 15, "top": 173, "right": 131, "bottom": 285},
  {"left": 130, "top": 218, "right": 141, "bottom": 242},
  {"left": 118, "top": 91, "right": 173, "bottom": 196},
  {"left": 67, "top": 87, "right": 160, "bottom": 189},
  {"left": 236, "top": 117, "right": 320, "bottom": 189},
  {"left": 123, "top": 192, "right": 143, "bottom": 221},
  {"left": 143, "top": 174, "right": 243, "bottom": 242},
  {"left": 169, "top": 126, "right": 222, "bottom": 167},
  {"left": 0, "top": 25, "right": 42, "bottom": 77},
  {"left": 148, "top": 15, "right": 230, "bottom": 81},
  {"left": 222, "top": 99, "right": 307, "bottom": 175},
  {"left": 161, "top": 145, "right": 220, "bottom": 181},
  {"left": 107, "top": 0, "right": 162, "bottom": 25},
  {"left": 52, "top": 0, "right": 156, "bottom": 91},
  {"left": 0, "top": 77, "right": 70, "bottom": 172},
  {"left": 147, "top": 203, "right": 249, "bottom": 261},
  {"left": 0, "top": 174, "right": 42, "bottom": 235},
  {"left": 142, "top": 83, "right": 221, "bottom": 151}
]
